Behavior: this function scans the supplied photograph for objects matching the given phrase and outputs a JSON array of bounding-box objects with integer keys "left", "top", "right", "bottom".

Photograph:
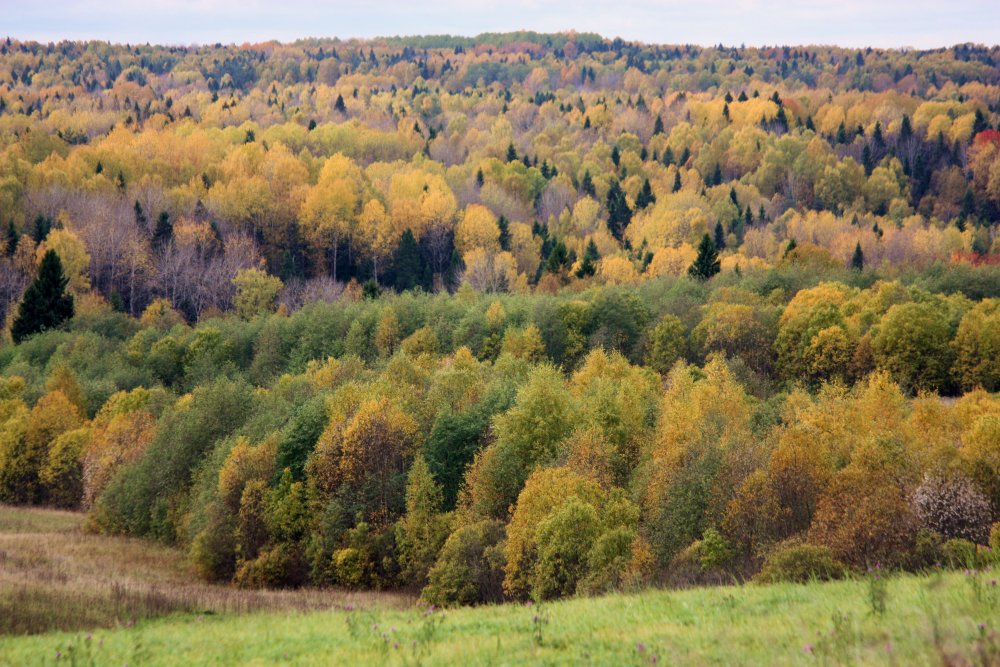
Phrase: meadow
[
  {"left": 0, "top": 504, "right": 410, "bottom": 636},
  {"left": 2, "top": 506, "right": 999, "bottom": 666}
]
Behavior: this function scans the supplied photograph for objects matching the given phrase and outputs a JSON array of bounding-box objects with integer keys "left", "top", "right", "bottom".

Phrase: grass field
[
  {"left": 2, "top": 505, "right": 999, "bottom": 666},
  {"left": 0, "top": 505, "right": 411, "bottom": 636}
]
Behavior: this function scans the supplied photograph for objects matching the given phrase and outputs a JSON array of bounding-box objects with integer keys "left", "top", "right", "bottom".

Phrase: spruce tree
[
  {"left": 334, "top": 94, "right": 346, "bottom": 113},
  {"left": 11, "top": 250, "right": 74, "bottom": 343},
  {"left": 688, "top": 233, "right": 720, "bottom": 281},
  {"left": 393, "top": 229, "right": 427, "bottom": 292},
  {"left": 506, "top": 142, "right": 518, "bottom": 162},
  {"left": 635, "top": 178, "right": 656, "bottom": 209},
  {"left": 152, "top": 211, "right": 173, "bottom": 250},
  {"left": 851, "top": 242, "right": 864, "bottom": 271},
  {"left": 497, "top": 215, "right": 511, "bottom": 251},
  {"left": 672, "top": 170, "right": 682, "bottom": 192},
  {"left": 4, "top": 220, "right": 17, "bottom": 257},
  {"left": 713, "top": 221, "right": 727, "bottom": 250},
  {"left": 544, "top": 240, "right": 569, "bottom": 274},
  {"left": 575, "top": 239, "right": 600, "bottom": 278},
  {"left": 581, "top": 170, "right": 596, "bottom": 197},
  {"left": 653, "top": 116, "right": 664, "bottom": 135},
  {"left": 605, "top": 180, "right": 632, "bottom": 241}
]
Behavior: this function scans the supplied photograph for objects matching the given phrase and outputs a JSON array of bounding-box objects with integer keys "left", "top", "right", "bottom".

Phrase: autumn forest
[{"left": 1, "top": 33, "right": 1000, "bottom": 611}]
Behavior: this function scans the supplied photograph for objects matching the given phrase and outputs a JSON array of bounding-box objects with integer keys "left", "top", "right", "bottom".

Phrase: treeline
[
  {"left": 1, "top": 35, "right": 1000, "bottom": 327},
  {"left": 1, "top": 261, "right": 999, "bottom": 603}
]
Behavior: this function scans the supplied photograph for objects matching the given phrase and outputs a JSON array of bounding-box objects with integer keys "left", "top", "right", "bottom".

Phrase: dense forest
[{"left": 1, "top": 33, "right": 1000, "bottom": 604}]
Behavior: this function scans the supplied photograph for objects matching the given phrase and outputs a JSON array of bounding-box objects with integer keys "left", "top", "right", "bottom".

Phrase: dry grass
[{"left": 0, "top": 504, "right": 413, "bottom": 636}]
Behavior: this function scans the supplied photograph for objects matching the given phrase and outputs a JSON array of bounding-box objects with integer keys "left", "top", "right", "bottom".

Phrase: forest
[{"left": 1, "top": 33, "right": 1000, "bottom": 606}]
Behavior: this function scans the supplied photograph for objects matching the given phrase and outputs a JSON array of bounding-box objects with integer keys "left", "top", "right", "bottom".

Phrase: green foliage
[
  {"left": 755, "top": 542, "right": 846, "bottom": 584},
  {"left": 688, "top": 234, "right": 720, "bottom": 281},
  {"left": 11, "top": 250, "right": 74, "bottom": 344},
  {"left": 422, "top": 520, "right": 506, "bottom": 607}
]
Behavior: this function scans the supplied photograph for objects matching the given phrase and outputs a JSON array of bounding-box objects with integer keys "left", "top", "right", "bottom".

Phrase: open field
[
  {"left": 1, "top": 506, "right": 998, "bottom": 667},
  {"left": 0, "top": 505, "right": 412, "bottom": 636},
  {"left": 1, "top": 570, "right": 997, "bottom": 666}
]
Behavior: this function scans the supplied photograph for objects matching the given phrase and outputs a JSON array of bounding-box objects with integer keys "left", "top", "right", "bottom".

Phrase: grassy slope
[{"left": 2, "top": 569, "right": 998, "bottom": 666}]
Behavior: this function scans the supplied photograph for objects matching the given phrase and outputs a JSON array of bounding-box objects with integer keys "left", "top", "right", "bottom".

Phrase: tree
[
  {"left": 713, "top": 221, "right": 726, "bottom": 250},
  {"left": 232, "top": 267, "right": 283, "bottom": 319},
  {"left": 4, "top": 220, "right": 17, "bottom": 257},
  {"left": 851, "top": 242, "right": 864, "bottom": 271},
  {"left": 152, "top": 211, "right": 173, "bottom": 250},
  {"left": 687, "top": 234, "right": 720, "bottom": 281},
  {"left": 395, "top": 456, "right": 452, "bottom": 587},
  {"left": 575, "top": 239, "right": 600, "bottom": 278},
  {"left": 606, "top": 180, "right": 632, "bottom": 241},
  {"left": 393, "top": 229, "right": 429, "bottom": 292},
  {"left": 635, "top": 179, "right": 656, "bottom": 210},
  {"left": 11, "top": 250, "right": 74, "bottom": 343}
]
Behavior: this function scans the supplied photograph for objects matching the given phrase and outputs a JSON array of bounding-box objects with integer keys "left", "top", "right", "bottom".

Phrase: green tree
[
  {"left": 11, "top": 250, "right": 74, "bottom": 343},
  {"left": 575, "top": 239, "right": 600, "bottom": 278},
  {"left": 396, "top": 456, "right": 453, "bottom": 587},
  {"left": 688, "top": 234, "right": 721, "bottom": 281}
]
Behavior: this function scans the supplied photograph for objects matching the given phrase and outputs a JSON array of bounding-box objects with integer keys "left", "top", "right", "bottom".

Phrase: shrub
[
  {"left": 940, "top": 538, "right": 981, "bottom": 569},
  {"left": 755, "top": 543, "right": 847, "bottom": 584},
  {"left": 991, "top": 523, "right": 1000, "bottom": 554},
  {"left": 234, "top": 544, "right": 307, "bottom": 589},
  {"left": 422, "top": 520, "right": 506, "bottom": 607},
  {"left": 912, "top": 474, "right": 993, "bottom": 544}
]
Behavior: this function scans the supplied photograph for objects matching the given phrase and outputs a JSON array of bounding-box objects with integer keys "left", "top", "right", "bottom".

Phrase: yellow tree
[{"left": 299, "top": 153, "right": 364, "bottom": 277}]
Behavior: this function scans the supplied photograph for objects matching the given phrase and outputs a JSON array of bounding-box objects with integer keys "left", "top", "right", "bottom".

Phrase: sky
[{"left": 4, "top": 0, "right": 999, "bottom": 49}]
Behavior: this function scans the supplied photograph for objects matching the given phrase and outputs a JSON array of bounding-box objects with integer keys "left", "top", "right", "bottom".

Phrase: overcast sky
[{"left": 5, "top": 0, "right": 998, "bottom": 49}]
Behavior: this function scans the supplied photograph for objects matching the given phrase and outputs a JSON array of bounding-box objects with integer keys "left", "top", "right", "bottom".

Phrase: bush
[
  {"left": 755, "top": 543, "right": 847, "bottom": 584},
  {"left": 234, "top": 544, "right": 307, "bottom": 589},
  {"left": 991, "top": 523, "right": 1000, "bottom": 555},
  {"left": 912, "top": 474, "right": 993, "bottom": 545},
  {"left": 940, "top": 538, "right": 979, "bottom": 569},
  {"left": 422, "top": 520, "right": 506, "bottom": 607}
]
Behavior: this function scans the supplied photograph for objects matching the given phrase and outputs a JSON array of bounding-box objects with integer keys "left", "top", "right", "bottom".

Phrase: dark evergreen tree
[
  {"left": 688, "top": 233, "right": 721, "bottom": 281},
  {"left": 610, "top": 145, "right": 621, "bottom": 167},
  {"left": 11, "top": 249, "right": 74, "bottom": 343},
  {"left": 653, "top": 116, "right": 664, "bottom": 135},
  {"left": 505, "top": 142, "right": 517, "bottom": 162},
  {"left": 334, "top": 94, "right": 346, "bottom": 112},
  {"left": 4, "top": 220, "right": 17, "bottom": 257},
  {"left": 713, "top": 221, "right": 726, "bottom": 250},
  {"left": 900, "top": 114, "right": 913, "bottom": 142},
  {"left": 544, "top": 239, "right": 569, "bottom": 274},
  {"left": 605, "top": 180, "right": 632, "bottom": 241},
  {"left": 672, "top": 170, "right": 682, "bottom": 192},
  {"left": 635, "top": 178, "right": 656, "bottom": 209},
  {"left": 575, "top": 239, "right": 600, "bottom": 278},
  {"left": 784, "top": 238, "right": 798, "bottom": 256},
  {"left": 134, "top": 200, "right": 148, "bottom": 229},
  {"left": 581, "top": 170, "right": 596, "bottom": 197},
  {"left": 475, "top": 168, "right": 484, "bottom": 187},
  {"left": 851, "top": 242, "right": 864, "bottom": 271},
  {"left": 393, "top": 229, "right": 429, "bottom": 292},
  {"left": 152, "top": 211, "right": 173, "bottom": 250},
  {"left": 497, "top": 215, "right": 511, "bottom": 251},
  {"left": 32, "top": 215, "right": 51, "bottom": 243}
]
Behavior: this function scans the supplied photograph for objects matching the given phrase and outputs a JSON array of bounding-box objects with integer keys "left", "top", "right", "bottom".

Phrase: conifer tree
[
  {"left": 393, "top": 229, "right": 428, "bottom": 292},
  {"left": 575, "top": 239, "right": 600, "bottom": 278},
  {"left": 581, "top": 170, "right": 596, "bottom": 197},
  {"left": 714, "top": 221, "right": 727, "bottom": 250},
  {"left": 851, "top": 242, "right": 864, "bottom": 271},
  {"left": 152, "top": 211, "right": 173, "bottom": 250},
  {"left": 688, "top": 233, "right": 720, "bottom": 281},
  {"left": 4, "top": 220, "right": 17, "bottom": 256},
  {"left": 11, "top": 250, "right": 74, "bottom": 343}
]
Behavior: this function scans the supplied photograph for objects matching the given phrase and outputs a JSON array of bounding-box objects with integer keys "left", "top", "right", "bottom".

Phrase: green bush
[
  {"left": 940, "top": 538, "right": 979, "bottom": 569},
  {"left": 422, "top": 520, "right": 506, "bottom": 607},
  {"left": 755, "top": 543, "right": 847, "bottom": 584}
]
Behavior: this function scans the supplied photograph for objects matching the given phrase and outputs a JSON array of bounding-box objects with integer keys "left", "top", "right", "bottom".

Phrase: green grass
[{"left": 2, "top": 570, "right": 998, "bottom": 666}]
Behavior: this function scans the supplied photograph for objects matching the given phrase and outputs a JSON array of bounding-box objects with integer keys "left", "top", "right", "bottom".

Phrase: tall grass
[{"left": 0, "top": 505, "right": 411, "bottom": 636}]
